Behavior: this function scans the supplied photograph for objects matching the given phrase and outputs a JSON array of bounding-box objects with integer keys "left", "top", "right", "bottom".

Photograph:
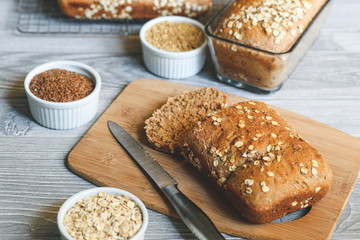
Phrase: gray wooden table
[{"left": 0, "top": 0, "right": 359, "bottom": 239}]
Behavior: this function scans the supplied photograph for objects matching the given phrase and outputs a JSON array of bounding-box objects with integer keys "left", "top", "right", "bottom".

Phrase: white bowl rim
[
  {"left": 24, "top": 60, "right": 101, "bottom": 108},
  {"left": 57, "top": 187, "right": 149, "bottom": 240},
  {"left": 139, "top": 16, "right": 207, "bottom": 58}
]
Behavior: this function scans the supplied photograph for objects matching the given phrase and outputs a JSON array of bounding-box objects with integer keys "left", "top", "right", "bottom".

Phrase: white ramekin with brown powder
[{"left": 24, "top": 61, "right": 101, "bottom": 130}]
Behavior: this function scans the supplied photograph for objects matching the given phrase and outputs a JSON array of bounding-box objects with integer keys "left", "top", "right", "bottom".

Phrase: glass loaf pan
[{"left": 205, "top": 0, "right": 332, "bottom": 93}]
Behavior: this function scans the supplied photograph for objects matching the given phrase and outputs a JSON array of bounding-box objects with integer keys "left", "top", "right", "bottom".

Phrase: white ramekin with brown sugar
[
  {"left": 24, "top": 61, "right": 101, "bottom": 130},
  {"left": 140, "top": 16, "right": 207, "bottom": 79}
]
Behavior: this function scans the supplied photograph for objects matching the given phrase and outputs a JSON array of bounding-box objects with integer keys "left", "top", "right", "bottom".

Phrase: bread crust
[
  {"left": 59, "top": 0, "right": 212, "bottom": 19},
  {"left": 184, "top": 101, "right": 332, "bottom": 223},
  {"left": 214, "top": 0, "right": 327, "bottom": 53}
]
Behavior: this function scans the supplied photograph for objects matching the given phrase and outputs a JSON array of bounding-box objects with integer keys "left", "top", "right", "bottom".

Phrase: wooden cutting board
[{"left": 68, "top": 78, "right": 360, "bottom": 240}]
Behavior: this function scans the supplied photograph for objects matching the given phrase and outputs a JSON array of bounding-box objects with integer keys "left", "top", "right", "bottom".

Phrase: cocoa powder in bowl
[{"left": 29, "top": 69, "right": 94, "bottom": 102}]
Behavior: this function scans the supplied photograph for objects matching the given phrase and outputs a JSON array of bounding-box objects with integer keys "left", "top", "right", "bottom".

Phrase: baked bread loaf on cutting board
[
  {"left": 59, "top": 0, "right": 212, "bottom": 19},
  {"left": 144, "top": 87, "right": 227, "bottom": 155},
  {"left": 183, "top": 100, "right": 332, "bottom": 223},
  {"left": 145, "top": 87, "right": 332, "bottom": 223}
]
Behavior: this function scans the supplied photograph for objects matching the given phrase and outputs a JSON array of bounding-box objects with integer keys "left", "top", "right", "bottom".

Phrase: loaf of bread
[
  {"left": 59, "top": 0, "right": 212, "bottom": 19},
  {"left": 214, "top": 0, "right": 326, "bottom": 53},
  {"left": 144, "top": 87, "right": 227, "bottom": 155},
  {"left": 208, "top": 0, "right": 329, "bottom": 90},
  {"left": 183, "top": 100, "right": 332, "bottom": 223}
]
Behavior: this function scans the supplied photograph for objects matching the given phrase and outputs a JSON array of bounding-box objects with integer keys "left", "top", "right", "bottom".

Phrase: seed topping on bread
[
  {"left": 186, "top": 101, "right": 300, "bottom": 186},
  {"left": 219, "top": 0, "right": 313, "bottom": 45},
  {"left": 183, "top": 100, "right": 332, "bottom": 223},
  {"left": 67, "top": 0, "right": 211, "bottom": 19}
]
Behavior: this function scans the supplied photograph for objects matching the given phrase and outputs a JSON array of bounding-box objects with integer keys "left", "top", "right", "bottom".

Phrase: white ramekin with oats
[{"left": 57, "top": 187, "right": 148, "bottom": 240}]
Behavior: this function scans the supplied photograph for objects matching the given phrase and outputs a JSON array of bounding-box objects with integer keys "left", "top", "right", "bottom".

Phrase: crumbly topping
[
  {"left": 63, "top": 192, "right": 143, "bottom": 240},
  {"left": 145, "top": 21, "right": 204, "bottom": 52},
  {"left": 220, "top": 0, "right": 312, "bottom": 44}
]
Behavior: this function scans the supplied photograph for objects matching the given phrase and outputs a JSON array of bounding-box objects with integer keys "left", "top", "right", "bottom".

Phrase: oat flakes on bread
[
  {"left": 184, "top": 100, "right": 333, "bottom": 223},
  {"left": 214, "top": 0, "right": 327, "bottom": 53},
  {"left": 144, "top": 87, "right": 227, "bottom": 155},
  {"left": 210, "top": 0, "right": 329, "bottom": 90},
  {"left": 59, "top": 0, "right": 212, "bottom": 19}
]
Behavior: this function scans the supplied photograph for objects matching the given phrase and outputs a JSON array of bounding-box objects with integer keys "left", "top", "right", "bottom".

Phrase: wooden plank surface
[
  {"left": 68, "top": 78, "right": 360, "bottom": 240},
  {"left": 1, "top": 0, "right": 360, "bottom": 239}
]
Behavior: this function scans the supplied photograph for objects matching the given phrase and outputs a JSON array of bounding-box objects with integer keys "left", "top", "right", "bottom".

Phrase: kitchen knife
[{"left": 108, "top": 121, "right": 226, "bottom": 240}]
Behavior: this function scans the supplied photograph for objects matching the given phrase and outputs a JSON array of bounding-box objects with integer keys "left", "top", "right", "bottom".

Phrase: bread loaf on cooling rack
[{"left": 59, "top": 0, "right": 212, "bottom": 19}]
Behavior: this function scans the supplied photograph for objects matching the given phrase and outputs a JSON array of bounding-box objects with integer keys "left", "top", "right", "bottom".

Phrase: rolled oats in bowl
[{"left": 58, "top": 187, "right": 148, "bottom": 240}]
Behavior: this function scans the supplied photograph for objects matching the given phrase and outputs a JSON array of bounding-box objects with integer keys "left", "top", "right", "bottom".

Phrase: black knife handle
[{"left": 162, "top": 185, "right": 226, "bottom": 240}]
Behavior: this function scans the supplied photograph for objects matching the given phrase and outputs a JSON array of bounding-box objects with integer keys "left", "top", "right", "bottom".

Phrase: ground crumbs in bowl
[
  {"left": 30, "top": 69, "right": 94, "bottom": 102},
  {"left": 145, "top": 21, "right": 204, "bottom": 52},
  {"left": 63, "top": 192, "right": 143, "bottom": 240}
]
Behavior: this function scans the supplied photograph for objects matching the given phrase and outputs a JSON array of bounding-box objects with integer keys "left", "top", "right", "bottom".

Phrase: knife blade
[{"left": 108, "top": 121, "right": 225, "bottom": 240}]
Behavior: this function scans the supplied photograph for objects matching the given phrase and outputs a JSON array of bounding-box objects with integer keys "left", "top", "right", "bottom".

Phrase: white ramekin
[
  {"left": 24, "top": 61, "right": 101, "bottom": 130},
  {"left": 139, "top": 16, "right": 207, "bottom": 79},
  {"left": 57, "top": 187, "right": 149, "bottom": 240}
]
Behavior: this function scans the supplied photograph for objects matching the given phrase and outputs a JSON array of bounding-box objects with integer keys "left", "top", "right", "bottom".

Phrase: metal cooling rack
[{"left": 16, "top": 0, "right": 227, "bottom": 36}]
